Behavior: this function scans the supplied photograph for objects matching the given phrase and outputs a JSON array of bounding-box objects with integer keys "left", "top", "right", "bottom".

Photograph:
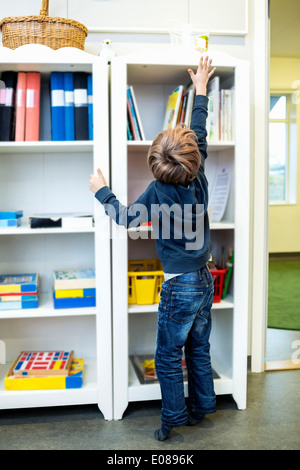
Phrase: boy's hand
[
  {"left": 187, "top": 56, "right": 216, "bottom": 96},
  {"left": 89, "top": 168, "right": 107, "bottom": 194}
]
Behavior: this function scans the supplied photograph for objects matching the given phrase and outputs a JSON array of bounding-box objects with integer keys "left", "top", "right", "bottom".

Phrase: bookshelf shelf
[
  {"left": 127, "top": 222, "right": 235, "bottom": 233},
  {"left": 0, "top": 292, "right": 97, "bottom": 320},
  {"left": 0, "top": 141, "right": 93, "bottom": 154},
  {"left": 128, "top": 296, "right": 234, "bottom": 315},
  {"left": 111, "top": 49, "right": 250, "bottom": 420},
  {"left": 0, "top": 359, "right": 98, "bottom": 409},
  {"left": 128, "top": 359, "right": 233, "bottom": 403},
  {"left": 127, "top": 140, "right": 235, "bottom": 153},
  {"left": 0, "top": 224, "right": 95, "bottom": 236},
  {"left": 0, "top": 46, "right": 112, "bottom": 419}
]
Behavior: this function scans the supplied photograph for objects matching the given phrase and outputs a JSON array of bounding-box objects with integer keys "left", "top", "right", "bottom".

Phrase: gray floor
[{"left": 0, "top": 329, "right": 299, "bottom": 451}]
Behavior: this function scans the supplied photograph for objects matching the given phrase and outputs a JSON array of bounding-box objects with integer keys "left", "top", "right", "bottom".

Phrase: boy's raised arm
[{"left": 188, "top": 56, "right": 216, "bottom": 165}]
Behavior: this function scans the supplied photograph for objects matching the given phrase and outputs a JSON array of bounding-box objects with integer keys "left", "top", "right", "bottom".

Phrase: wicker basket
[{"left": 0, "top": 0, "right": 88, "bottom": 50}]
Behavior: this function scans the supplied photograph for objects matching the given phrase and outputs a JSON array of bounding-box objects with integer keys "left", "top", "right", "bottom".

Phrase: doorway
[{"left": 265, "top": 0, "right": 300, "bottom": 371}]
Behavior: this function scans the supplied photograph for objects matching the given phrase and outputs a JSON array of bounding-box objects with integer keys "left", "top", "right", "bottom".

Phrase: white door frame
[{"left": 251, "top": 0, "right": 270, "bottom": 372}]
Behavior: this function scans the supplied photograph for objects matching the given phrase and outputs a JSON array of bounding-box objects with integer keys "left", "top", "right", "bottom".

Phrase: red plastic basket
[{"left": 210, "top": 267, "right": 227, "bottom": 303}]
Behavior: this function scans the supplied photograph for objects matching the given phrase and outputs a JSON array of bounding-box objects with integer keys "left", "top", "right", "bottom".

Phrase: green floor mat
[{"left": 268, "top": 261, "right": 300, "bottom": 330}]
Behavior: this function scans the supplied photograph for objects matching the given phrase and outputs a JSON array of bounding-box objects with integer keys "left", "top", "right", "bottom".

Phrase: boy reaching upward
[{"left": 89, "top": 56, "right": 217, "bottom": 441}]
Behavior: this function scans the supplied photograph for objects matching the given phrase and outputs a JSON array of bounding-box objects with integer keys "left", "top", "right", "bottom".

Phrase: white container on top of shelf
[
  {"left": 110, "top": 48, "right": 250, "bottom": 419},
  {"left": 0, "top": 45, "right": 112, "bottom": 419}
]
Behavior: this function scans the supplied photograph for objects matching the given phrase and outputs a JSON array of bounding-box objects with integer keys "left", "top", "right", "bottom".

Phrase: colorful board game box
[
  {"left": 5, "top": 358, "right": 84, "bottom": 391},
  {"left": 53, "top": 268, "right": 95, "bottom": 290},
  {"left": 0, "top": 273, "right": 39, "bottom": 294},
  {"left": 53, "top": 294, "right": 96, "bottom": 309},
  {"left": 12, "top": 351, "right": 74, "bottom": 376}
]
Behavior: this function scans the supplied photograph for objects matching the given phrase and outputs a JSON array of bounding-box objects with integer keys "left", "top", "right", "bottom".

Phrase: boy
[{"left": 89, "top": 56, "right": 217, "bottom": 441}]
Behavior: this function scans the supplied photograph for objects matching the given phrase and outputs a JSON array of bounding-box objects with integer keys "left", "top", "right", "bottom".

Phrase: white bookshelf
[
  {"left": 0, "top": 45, "right": 112, "bottom": 419},
  {"left": 110, "top": 49, "right": 250, "bottom": 419}
]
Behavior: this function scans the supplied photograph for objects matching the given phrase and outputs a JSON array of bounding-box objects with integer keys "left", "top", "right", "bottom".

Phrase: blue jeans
[{"left": 155, "top": 265, "right": 216, "bottom": 428}]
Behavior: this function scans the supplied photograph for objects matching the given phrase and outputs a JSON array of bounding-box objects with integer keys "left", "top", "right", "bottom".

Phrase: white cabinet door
[
  {"left": 68, "top": 0, "right": 188, "bottom": 31},
  {"left": 189, "top": 0, "right": 248, "bottom": 34}
]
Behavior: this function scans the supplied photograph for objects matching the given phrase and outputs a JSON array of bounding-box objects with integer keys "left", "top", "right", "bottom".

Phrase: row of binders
[
  {"left": 127, "top": 76, "right": 234, "bottom": 142},
  {"left": 0, "top": 268, "right": 96, "bottom": 310},
  {"left": 0, "top": 70, "right": 93, "bottom": 142}
]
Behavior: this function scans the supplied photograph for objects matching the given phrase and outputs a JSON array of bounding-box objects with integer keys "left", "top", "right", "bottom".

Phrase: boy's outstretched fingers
[
  {"left": 97, "top": 168, "right": 107, "bottom": 186},
  {"left": 208, "top": 65, "right": 216, "bottom": 78}
]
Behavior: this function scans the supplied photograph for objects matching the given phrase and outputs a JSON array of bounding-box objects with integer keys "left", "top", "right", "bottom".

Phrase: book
[
  {"left": 220, "top": 89, "right": 233, "bottom": 141},
  {"left": 207, "top": 76, "right": 220, "bottom": 142},
  {"left": 0, "top": 273, "right": 39, "bottom": 294},
  {"left": 29, "top": 212, "right": 93, "bottom": 229},
  {"left": 127, "top": 86, "right": 141, "bottom": 140},
  {"left": 50, "top": 72, "right": 65, "bottom": 141},
  {"left": 127, "top": 118, "right": 133, "bottom": 140},
  {"left": 0, "top": 71, "right": 17, "bottom": 141},
  {"left": 222, "top": 249, "right": 234, "bottom": 299},
  {"left": 162, "top": 85, "right": 184, "bottom": 130},
  {"left": 25, "top": 72, "right": 41, "bottom": 141},
  {"left": 0, "top": 83, "right": 5, "bottom": 140},
  {"left": 64, "top": 72, "right": 75, "bottom": 141},
  {"left": 129, "top": 85, "right": 145, "bottom": 140},
  {"left": 74, "top": 72, "right": 89, "bottom": 141},
  {"left": 184, "top": 89, "right": 195, "bottom": 127},
  {"left": 53, "top": 268, "right": 95, "bottom": 290},
  {"left": 179, "top": 91, "right": 188, "bottom": 124},
  {"left": 127, "top": 99, "right": 137, "bottom": 140},
  {"left": 15, "top": 72, "right": 27, "bottom": 141},
  {"left": 87, "top": 74, "right": 93, "bottom": 141},
  {"left": 39, "top": 74, "right": 52, "bottom": 141},
  {"left": 5, "top": 358, "right": 84, "bottom": 391},
  {"left": 176, "top": 89, "right": 185, "bottom": 125},
  {"left": 12, "top": 351, "right": 74, "bottom": 376}
]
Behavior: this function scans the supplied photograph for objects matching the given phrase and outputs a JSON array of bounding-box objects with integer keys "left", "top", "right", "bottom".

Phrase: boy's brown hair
[{"left": 147, "top": 125, "right": 201, "bottom": 186}]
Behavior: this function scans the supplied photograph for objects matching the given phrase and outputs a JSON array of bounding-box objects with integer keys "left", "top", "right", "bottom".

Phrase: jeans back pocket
[{"left": 170, "top": 290, "right": 205, "bottom": 324}]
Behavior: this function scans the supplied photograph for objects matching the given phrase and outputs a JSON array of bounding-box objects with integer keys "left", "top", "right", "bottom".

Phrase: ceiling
[{"left": 270, "top": 0, "right": 300, "bottom": 57}]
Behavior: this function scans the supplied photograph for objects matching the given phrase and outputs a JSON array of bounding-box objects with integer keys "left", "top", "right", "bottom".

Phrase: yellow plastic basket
[{"left": 128, "top": 259, "right": 164, "bottom": 305}]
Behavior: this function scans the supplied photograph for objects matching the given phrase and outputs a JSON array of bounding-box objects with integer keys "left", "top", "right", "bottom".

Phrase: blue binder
[
  {"left": 87, "top": 74, "right": 93, "bottom": 141},
  {"left": 50, "top": 72, "right": 65, "bottom": 141},
  {"left": 64, "top": 72, "right": 75, "bottom": 141},
  {"left": 74, "top": 72, "right": 88, "bottom": 141}
]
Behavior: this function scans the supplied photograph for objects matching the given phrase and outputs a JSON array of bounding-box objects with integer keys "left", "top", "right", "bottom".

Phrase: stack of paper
[
  {"left": 29, "top": 212, "right": 94, "bottom": 229},
  {"left": 53, "top": 268, "right": 96, "bottom": 309}
]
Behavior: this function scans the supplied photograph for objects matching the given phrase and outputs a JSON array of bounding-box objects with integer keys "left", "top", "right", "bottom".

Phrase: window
[{"left": 269, "top": 94, "right": 297, "bottom": 204}]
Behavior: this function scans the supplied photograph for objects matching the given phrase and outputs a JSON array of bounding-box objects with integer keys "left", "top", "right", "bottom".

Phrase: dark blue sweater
[{"left": 95, "top": 94, "right": 210, "bottom": 274}]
